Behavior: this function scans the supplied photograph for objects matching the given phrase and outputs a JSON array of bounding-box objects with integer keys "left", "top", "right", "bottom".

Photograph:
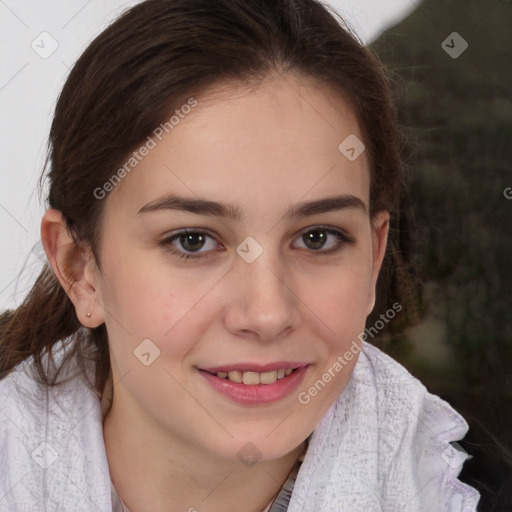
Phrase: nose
[{"left": 223, "top": 247, "right": 301, "bottom": 342}]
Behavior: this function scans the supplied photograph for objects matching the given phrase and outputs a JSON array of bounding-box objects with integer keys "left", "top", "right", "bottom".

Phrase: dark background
[{"left": 370, "top": 0, "right": 512, "bottom": 510}]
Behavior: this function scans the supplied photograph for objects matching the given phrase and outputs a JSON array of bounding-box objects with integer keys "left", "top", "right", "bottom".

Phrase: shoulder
[
  {"left": 356, "top": 342, "right": 474, "bottom": 446},
  {"left": 358, "top": 340, "right": 427, "bottom": 390},
  {"left": 0, "top": 341, "right": 112, "bottom": 511},
  {"left": 0, "top": 338, "right": 94, "bottom": 427},
  {"left": 356, "top": 342, "right": 467, "bottom": 429},
  {"left": 357, "top": 342, "right": 480, "bottom": 510},
  {"left": 291, "top": 342, "right": 480, "bottom": 512}
]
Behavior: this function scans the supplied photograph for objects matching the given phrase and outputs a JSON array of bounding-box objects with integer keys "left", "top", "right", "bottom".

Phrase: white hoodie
[{"left": 0, "top": 340, "right": 480, "bottom": 511}]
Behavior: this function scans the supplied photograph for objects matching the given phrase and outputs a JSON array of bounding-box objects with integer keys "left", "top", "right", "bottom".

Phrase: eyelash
[{"left": 159, "top": 226, "right": 355, "bottom": 261}]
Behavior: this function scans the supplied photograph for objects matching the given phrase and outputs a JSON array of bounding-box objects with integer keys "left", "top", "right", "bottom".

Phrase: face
[{"left": 82, "top": 74, "right": 388, "bottom": 461}]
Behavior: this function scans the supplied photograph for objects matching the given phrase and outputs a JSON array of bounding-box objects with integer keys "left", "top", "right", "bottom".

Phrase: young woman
[{"left": 0, "top": 0, "right": 480, "bottom": 510}]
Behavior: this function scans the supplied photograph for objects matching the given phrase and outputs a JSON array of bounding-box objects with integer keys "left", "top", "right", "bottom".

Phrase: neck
[{"left": 103, "top": 394, "right": 305, "bottom": 512}]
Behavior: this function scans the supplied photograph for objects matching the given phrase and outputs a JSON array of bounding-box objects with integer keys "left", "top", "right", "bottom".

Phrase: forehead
[{"left": 105, "top": 73, "right": 370, "bottom": 219}]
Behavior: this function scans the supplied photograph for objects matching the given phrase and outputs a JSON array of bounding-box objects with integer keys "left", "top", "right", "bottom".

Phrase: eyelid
[
  {"left": 159, "top": 225, "right": 355, "bottom": 260},
  {"left": 295, "top": 224, "right": 355, "bottom": 244},
  {"left": 291, "top": 225, "right": 355, "bottom": 255},
  {"left": 159, "top": 228, "right": 223, "bottom": 260}
]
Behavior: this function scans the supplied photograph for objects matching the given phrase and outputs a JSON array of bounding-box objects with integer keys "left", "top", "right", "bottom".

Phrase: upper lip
[{"left": 200, "top": 362, "right": 309, "bottom": 373}]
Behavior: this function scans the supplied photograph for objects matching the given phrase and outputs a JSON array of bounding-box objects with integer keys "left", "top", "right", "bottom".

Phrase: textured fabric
[
  {"left": 0, "top": 341, "right": 480, "bottom": 511},
  {"left": 288, "top": 343, "right": 480, "bottom": 512},
  {"left": 0, "top": 343, "right": 111, "bottom": 512}
]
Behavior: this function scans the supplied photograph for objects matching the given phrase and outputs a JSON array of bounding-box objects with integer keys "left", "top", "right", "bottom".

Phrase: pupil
[
  {"left": 181, "top": 233, "right": 205, "bottom": 251},
  {"left": 304, "top": 230, "right": 326, "bottom": 249}
]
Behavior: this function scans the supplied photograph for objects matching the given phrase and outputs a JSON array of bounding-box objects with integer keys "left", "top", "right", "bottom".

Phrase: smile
[
  {"left": 207, "top": 368, "right": 294, "bottom": 385},
  {"left": 198, "top": 363, "right": 310, "bottom": 405}
]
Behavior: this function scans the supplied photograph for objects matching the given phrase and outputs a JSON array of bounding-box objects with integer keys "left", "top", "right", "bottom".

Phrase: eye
[
  {"left": 159, "top": 229, "right": 222, "bottom": 259},
  {"left": 292, "top": 226, "right": 354, "bottom": 255},
  {"left": 159, "top": 225, "right": 354, "bottom": 261}
]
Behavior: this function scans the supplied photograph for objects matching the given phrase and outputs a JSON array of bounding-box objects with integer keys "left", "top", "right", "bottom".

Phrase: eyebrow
[{"left": 137, "top": 193, "right": 367, "bottom": 220}]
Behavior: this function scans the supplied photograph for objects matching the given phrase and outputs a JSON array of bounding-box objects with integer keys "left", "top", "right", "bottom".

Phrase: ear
[
  {"left": 40, "top": 208, "right": 105, "bottom": 328},
  {"left": 366, "top": 210, "right": 390, "bottom": 315}
]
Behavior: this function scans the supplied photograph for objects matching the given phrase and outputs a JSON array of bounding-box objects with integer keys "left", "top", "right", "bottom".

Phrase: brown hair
[{"left": 0, "top": 0, "right": 420, "bottom": 395}]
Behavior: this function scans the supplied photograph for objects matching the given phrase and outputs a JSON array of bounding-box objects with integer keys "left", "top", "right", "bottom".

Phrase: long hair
[{"left": 0, "top": 0, "right": 419, "bottom": 396}]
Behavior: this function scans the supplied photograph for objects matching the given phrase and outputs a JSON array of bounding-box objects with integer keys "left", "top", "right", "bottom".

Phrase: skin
[{"left": 41, "top": 72, "right": 389, "bottom": 512}]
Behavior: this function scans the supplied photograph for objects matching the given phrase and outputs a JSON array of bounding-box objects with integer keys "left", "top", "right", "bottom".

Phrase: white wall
[{"left": 0, "top": 0, "right": 415, "bottom": 310}]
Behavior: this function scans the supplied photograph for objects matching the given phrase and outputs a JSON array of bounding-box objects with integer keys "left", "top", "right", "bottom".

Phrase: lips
[
  {"left": 198, "top": 362, "right": 310, "bottom": 405},
  {"left": 199, "top": 362, "right": 306, "bottom": 385}
]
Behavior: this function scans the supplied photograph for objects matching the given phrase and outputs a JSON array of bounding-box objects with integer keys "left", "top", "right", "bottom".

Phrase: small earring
[{"left": 86, "top": 312, "right": 92, "bottom": 318}]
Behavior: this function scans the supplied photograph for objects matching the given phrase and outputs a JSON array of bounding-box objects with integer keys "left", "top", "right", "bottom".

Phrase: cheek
[
  {"left": 301, "top": 251, "right": 374, "bottom": 394},
  {"left": 310, "top": 267, "right": 370, "bottom": 314},
  {"left": 100, "top": 239, "right": 175, "bottom": 326},
  {"left": 308, "top": 250, "right": 374, "bottom": 326},
  {"left": 99, "top": 227, "right": 374, "bottom": 361},
  {"left": 99, "top": 248, "right": 220, "bottom": 364}
]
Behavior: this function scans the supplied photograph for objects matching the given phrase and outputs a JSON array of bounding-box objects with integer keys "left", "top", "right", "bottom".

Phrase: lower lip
[{"left": 199, "top": 366, "right": 309, "bottom": 405}]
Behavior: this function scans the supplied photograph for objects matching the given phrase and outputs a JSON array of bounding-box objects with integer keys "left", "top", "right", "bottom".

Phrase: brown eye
[
  {"left": 293, "top": 226, "right": 354, "bottom": 255},
  {"left": 179, "top": 232, "right": 207, "bottom": 252},
  {"left": 160, "top": 229, "right": 221, "bottom": 260},
  {"left": 302, "top": 230, "right": 328, "bottom": 250}
]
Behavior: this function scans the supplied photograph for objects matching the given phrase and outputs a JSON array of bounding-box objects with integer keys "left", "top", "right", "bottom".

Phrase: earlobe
[
  {"left": 40, "top": 208, "right": 105, "bottom": 328},
  {"left": 366, "top": 210, "right": 390, "bottom": 315}
]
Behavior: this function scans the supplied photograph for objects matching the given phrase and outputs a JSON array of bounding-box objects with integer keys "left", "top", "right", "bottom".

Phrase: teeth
[
  {"left": 242, "top": 372, "right": 260, "bottom": 385},
  {"left": 227, "top": 371, "right": 243, "bottom": 383},
  {"left": 259, "top": 370, "right": 278, "bottom": 384},
  {"left": 215, "top": 368, "right": 295, "bottom": 385}
]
